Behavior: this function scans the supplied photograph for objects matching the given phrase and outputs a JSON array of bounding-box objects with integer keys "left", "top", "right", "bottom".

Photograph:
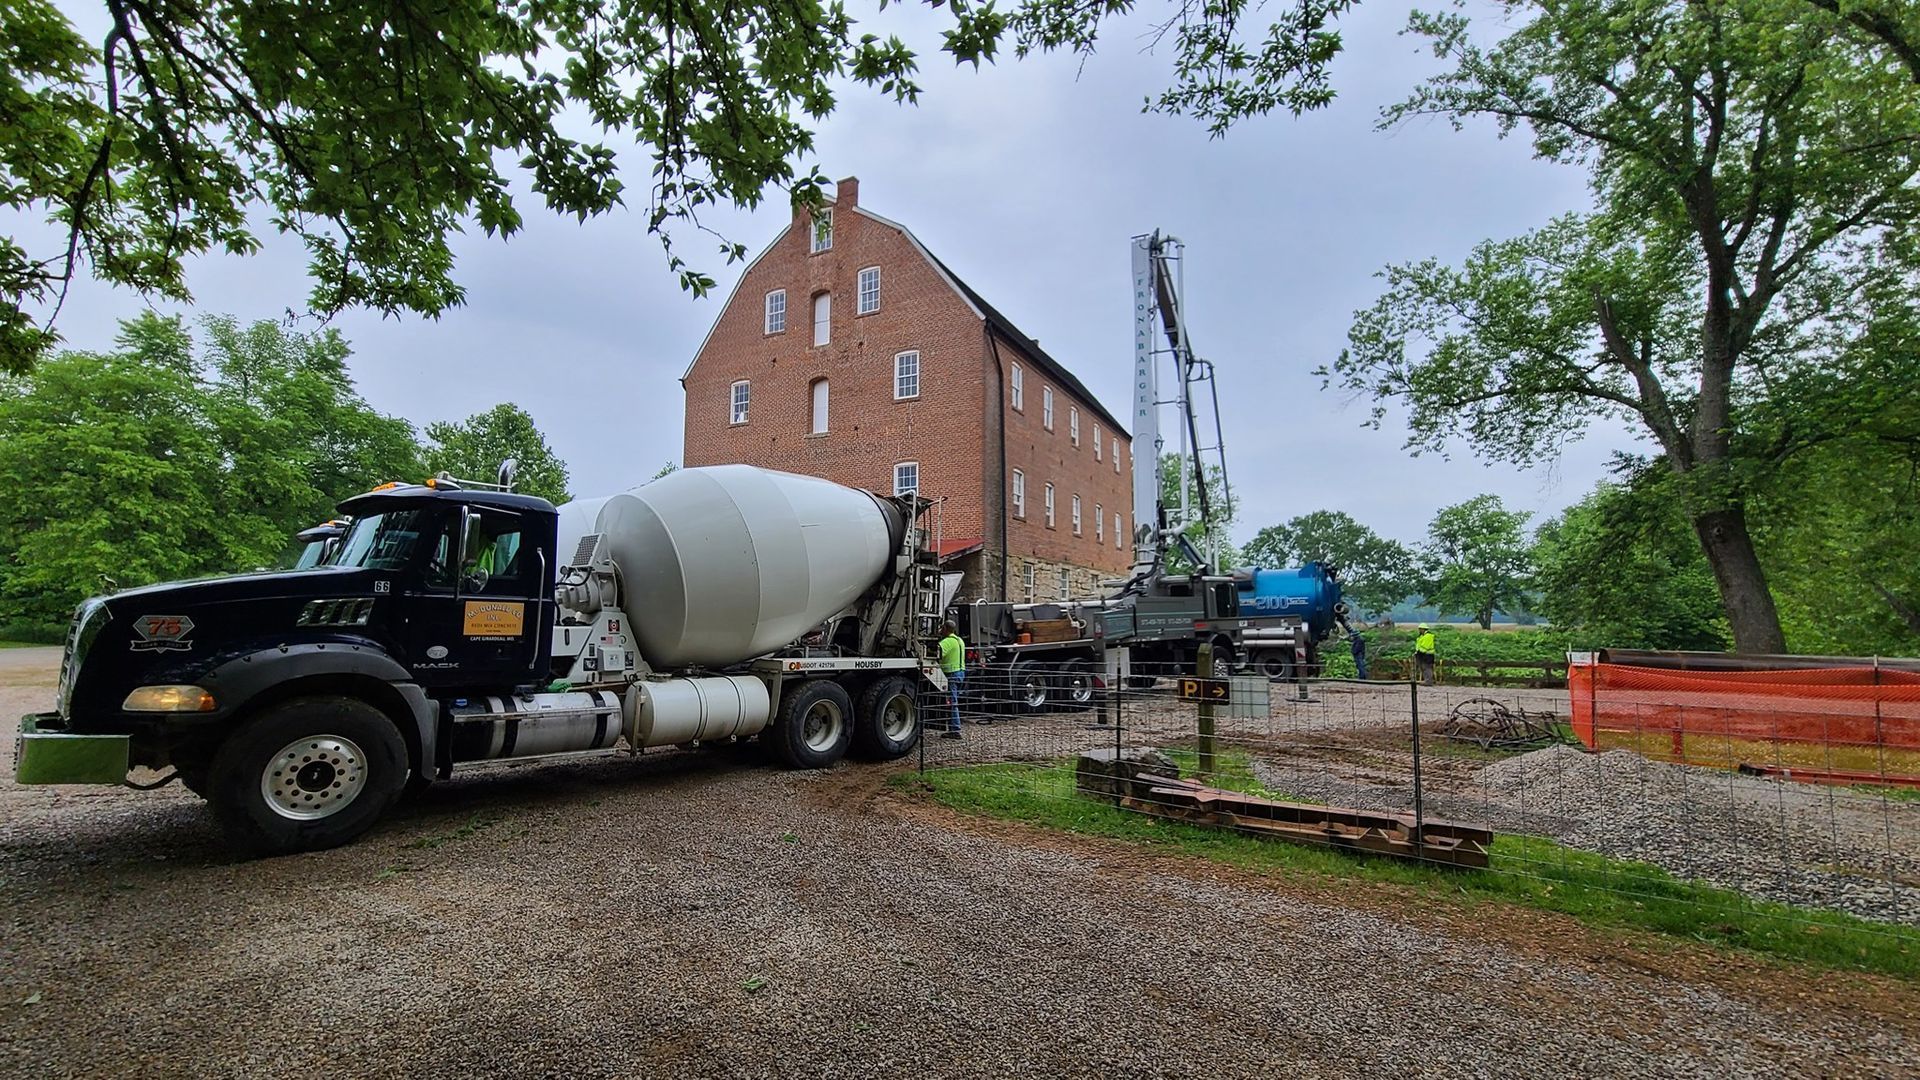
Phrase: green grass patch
[
  {"left": 406, "top": 812, "right": 501, "bottom": 849},
  {"left": 898, "top": 760, "right": 1919, "bottom": 979},
  {"left": 1850, "top": 783, "right": 1920, "bottom": 804}
]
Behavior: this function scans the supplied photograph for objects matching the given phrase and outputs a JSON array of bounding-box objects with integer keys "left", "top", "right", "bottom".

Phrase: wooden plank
[{"left": 1121, "top": 773, "right": 1494, "bottom": 868}]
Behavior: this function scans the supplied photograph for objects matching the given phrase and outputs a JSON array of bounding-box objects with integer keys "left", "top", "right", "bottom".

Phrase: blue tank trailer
[{"left": 1230, "top": 562, "right": 1350, "bottom": 679}]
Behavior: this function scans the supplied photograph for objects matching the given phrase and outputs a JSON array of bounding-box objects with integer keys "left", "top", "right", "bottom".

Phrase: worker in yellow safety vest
[
  {"left": 1413, "top": 624, "right": 1437, "bottom": 685},
  {"left": 938, "top": 621, "right": 966, "bottom": 739}
]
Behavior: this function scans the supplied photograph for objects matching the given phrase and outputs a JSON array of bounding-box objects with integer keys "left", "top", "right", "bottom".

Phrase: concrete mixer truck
[{"left": 14, "top": 465, "right": 948, "bottom": 855}]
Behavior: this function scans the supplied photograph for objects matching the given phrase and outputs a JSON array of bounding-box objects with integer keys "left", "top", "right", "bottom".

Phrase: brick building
[{"left": 681, "top": 177, "right": 1132, "bottom": 602}]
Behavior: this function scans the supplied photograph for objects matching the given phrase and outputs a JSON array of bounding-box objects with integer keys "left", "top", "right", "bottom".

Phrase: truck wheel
[
  {"left": 206, "top": 696, "right": 407, "bottom": 857},
  {"left": 1055, "top": 661, "right": 1096, "bottom": 712},
  {"left": 853, "top": 676, "right": 921, "bottom": 760},
  {"left": 1011, "top": 664, "right": 1051, "bottom": 714},
  {"left": 768, "top": 680, "right": 854, "bottom": 769},
  {"left": 1257, "top": 653, "right": 1292, "bottom": 681}
]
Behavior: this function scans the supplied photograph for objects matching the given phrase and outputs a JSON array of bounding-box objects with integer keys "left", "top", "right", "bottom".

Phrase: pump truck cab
[{"left": 17, "top": 465, "right": 948, "bottom": 855}]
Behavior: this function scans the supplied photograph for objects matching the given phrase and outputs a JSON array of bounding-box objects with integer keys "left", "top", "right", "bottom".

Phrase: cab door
[
  {"left": 397, "top": 505, "right": 544, "bottom": 689},
  {"left": 451, "top": 507, "right": 544, "bottom": 683}
]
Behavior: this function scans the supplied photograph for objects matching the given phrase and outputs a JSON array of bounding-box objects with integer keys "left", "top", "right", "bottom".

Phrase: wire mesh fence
[{"left": 912, "top": 653, "right": 1920, "bottom": 940}]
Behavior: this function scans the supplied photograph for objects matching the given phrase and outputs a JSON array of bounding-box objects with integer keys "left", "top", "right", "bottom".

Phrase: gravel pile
[{"left": 1469, "top": 745, "right": 1920, "bottom": 925}]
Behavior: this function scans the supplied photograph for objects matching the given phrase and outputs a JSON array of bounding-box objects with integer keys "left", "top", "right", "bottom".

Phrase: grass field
[{"left": 901, "top": 758, "right": 1920, "bottom": 979}]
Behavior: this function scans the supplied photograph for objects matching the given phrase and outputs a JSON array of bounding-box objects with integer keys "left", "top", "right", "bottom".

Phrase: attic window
[{"left": 812, "top": 209, "right": 834, "bottom": 253}]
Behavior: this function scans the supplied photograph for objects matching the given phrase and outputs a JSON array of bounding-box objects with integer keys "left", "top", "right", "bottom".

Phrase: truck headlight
[{"left": 121, "top": 685, "right": 217, "bottom": 712}]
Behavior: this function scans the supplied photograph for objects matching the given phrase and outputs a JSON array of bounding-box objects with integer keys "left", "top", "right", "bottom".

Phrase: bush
[
  {"left": 1322, "top": 625, "right": 1580, "bottom": 679},
  {"left": 0, "top": 621, "right": 65, "bottom": 645}
]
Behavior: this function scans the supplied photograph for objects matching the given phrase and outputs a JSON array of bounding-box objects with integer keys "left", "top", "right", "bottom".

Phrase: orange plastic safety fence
[{"left": 1569, "top": 662, "right": 1920, "bottom": 785}]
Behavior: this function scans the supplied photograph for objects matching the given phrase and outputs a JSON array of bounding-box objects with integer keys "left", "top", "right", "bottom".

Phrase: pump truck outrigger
[{"left": 16, "top": 464, "right": 949, "bottom": 856}]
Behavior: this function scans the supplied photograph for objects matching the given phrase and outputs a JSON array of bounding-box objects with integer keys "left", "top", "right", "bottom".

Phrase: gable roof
[
  {"left": 680, "top": 223, "right": 791, "bottom": 382},
  {"left": 853, "top": 206, "right": 1130, "bottom": 438}
]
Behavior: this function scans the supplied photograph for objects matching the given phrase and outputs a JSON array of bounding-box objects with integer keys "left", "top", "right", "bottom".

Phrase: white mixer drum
[{"left": 595, "top": 465, "right": 901, "bottom": 668}]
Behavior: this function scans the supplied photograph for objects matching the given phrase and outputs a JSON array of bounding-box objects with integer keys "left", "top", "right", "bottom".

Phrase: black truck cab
[{"left": 17, "top": 483, "right": 558, "bottom": 853}]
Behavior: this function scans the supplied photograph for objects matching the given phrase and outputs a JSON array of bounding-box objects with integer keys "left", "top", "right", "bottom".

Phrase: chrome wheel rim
[
  {"left": 1021, "top": 676, "right": 1047, "bottom": 709},
  {"left": 802, "top": 699, "right": 846, "bottom": 753},
  {"left": 1065, "top": 673, "right": 1093, "bottom": 705},
  {"left": 880, "top": 692, "right": 916, "bottom": 741},
  {"left": 261, "top": 735, "right": 368, "bottom": 821}
]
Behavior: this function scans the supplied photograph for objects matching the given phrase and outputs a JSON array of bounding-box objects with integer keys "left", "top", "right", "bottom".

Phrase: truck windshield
[{"left": 329, "top": 509, "right": 434, "bottom": 571}]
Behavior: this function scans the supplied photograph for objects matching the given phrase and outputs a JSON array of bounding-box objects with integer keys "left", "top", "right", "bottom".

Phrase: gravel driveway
[{"left": 3, "top": 652, "right": 1917, "bottom": 1078}]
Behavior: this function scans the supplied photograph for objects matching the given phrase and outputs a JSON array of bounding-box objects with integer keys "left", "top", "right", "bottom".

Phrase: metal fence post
[
  {"left": 1409, "top": 675, "right": 1424, "bottom": 856},
  {"left": 1198, "top": 641, "right": 1216, "bottom": 777}
]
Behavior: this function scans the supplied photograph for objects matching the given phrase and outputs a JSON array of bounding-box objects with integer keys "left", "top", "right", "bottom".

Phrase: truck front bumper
[{"left": 15, "top": 713, "right": 130, "bottom": 785}]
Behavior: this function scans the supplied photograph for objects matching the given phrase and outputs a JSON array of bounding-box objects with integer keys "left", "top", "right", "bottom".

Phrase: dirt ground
[{"left": 3, "top": 650, "right": 1918, "bottom": 1079}]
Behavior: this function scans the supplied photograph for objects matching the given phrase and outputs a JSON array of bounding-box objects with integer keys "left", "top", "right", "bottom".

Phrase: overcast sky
[{"left": 30, "top": 0, "right": 1641, "bottom": 548}]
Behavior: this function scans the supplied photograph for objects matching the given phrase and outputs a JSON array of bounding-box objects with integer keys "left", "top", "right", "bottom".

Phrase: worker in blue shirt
[{"left": 1348, "top": 628, "right": 1369, "bottom": 680}]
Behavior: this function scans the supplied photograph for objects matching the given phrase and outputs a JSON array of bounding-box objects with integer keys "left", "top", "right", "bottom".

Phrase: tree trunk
[{"left": 1690, "top": 506, "right": 1788, "bottom": 654}]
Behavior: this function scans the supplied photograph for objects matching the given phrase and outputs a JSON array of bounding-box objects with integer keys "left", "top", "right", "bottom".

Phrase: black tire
[
  {"left": 766, "top": 679, "right": 855, "bottom": 769},
  {"left": 1010, "top": 663, "right": 1051, "bottom": 715},
  {"left": 1257, "top": 652, "right": 1293, "bottom": 681},
  {"left": 1054, "top": 661, "right": 1096, "bottom": 712},
  {"left": 1209, "top": 637, "right": 1237, "bottom": 675},
  {"left": 853, "top": 676, "right": 922, "bottom": 760},
  {"left": 1125, "top": 674, "right": 1158, "bottom": 690},
  {"left": 205, "top": 696, "right": 408, "bottom": 857}
]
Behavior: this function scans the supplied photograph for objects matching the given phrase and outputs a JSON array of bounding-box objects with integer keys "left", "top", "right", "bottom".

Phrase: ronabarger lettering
[{"left": 462, "top": 601, "right": 526, "bottom": 638}]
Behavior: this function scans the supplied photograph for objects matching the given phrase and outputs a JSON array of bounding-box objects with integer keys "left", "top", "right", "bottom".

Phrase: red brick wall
[
  {"left": 682, "top": 187, "right": 989, "bottom": 544},
  {"left": 682, "top": 178, "right": 1132, "bottom": 597},
  {"left": 998, "top": 333, "right": 1132, "bottom": 579}
]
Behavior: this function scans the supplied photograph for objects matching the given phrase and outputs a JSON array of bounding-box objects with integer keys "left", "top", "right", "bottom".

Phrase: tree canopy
[
  {"left": 1532, "top": 474, "right": 1731, "bottom": 650},
  {"left": 1327, "top": 0, "right": 1920, "bottom": 652},
  {"left": 1420, "top": 494, "right": 1533, "bottom": 629},
  {"left": 425, "top": 403, "right": 572, "bottom": 505},
  {"left": 0, "top": 314, "right": 570, "bottom": 636},
  {"left": 1, "top": 0, "right": 1362, "bottom": 372}
]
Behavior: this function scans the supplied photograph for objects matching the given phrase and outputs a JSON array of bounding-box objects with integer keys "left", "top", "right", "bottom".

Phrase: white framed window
[
  {"left": 1113, "top": 438, "right": 1121, "bottom": 473},
  {"left": 730, "top": 380, "right": 750, "bottom": 425},
  {"left": 894, "top": 461, "right": 919, "bottom": 496},
  {"left": 1023, "top": 564, "right": 1036, "bottom": 603},
  {"left": 1044, "top": 483, "right": 1055, "bottom": 528},
  {"left": 1095, "top": 504, "right": 1103, "bottom": 542},
  {"left": 1042, "top": 387, "right": 1054, "bottom": 430},
  {"left": 1070, "top": 408, "right": 1080, "bottom": 446},
  {"left": 1010, "top": 364, "right": 1024, "bottom": 411},
  {"left": 811, "top": 208, "right": 833, "bottom": 253},
  {"left": 1094, "top": 424, "right": 1103, "bottom": 461},
  {"left": 812, "top": 292, "right": 831, "bottom": 347},
  {"left": 1114, "top": 513, "right": 1122, "bottom": 548},
  {"left": 1011, "top": 470, "right": 1026, "bottom": 518},
  {"left": 1071, "top": 494, "right": 1082, "bottom": 535},
  {"left": 810, "top": 378, "right": 829, "bottom": 435},
  {"left": 764, "top": 289, "right": 786, "bottom": 334},
  {"left": 894, "top": 350, "right": 920, "bottom": 400},
  {"left": 857, "top": 266, "right": 881, "bottom": 315},
  {"left": 1057, "top": 568, "right": 1070, "bottom": 599}
]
